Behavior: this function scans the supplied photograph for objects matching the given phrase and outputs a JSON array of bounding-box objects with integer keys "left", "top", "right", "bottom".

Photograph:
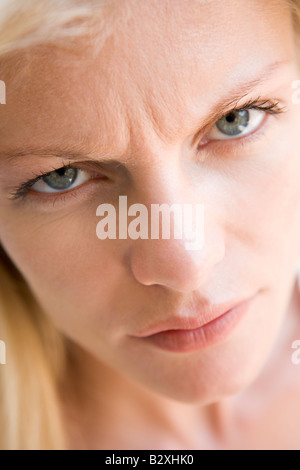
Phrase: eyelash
[
  {"left": 9, "top": 99, "right": 285, "bottom": 202},
  {"left": 9, "top": 164, "right": 76, "bottom": 200},
  {"left": 226, "top": 98, "right": 284, "bottom": 116}
]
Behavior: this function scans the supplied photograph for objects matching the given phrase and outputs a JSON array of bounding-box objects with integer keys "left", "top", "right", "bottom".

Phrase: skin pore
[{"left": 1, "top": 0, "right": 300, "bottom": 449}]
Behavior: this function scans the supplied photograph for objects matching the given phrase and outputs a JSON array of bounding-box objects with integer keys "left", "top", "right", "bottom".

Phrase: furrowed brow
[
  {"left": 1, "top": 60, "right": 291, "bottom": 161},
  {"left": 1, "top": 148, "right": 128, "bottom": 165}
]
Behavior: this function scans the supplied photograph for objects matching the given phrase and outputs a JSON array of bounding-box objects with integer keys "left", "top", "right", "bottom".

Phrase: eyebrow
[
  {"left": 3, "top": 148, "right": 126, "bottom": 166},
  {"left": 2, "top": 60, "right": 290, "bottom": 163},
  {"left": 197, "top": 59, "right": 290, "bottom": 131}
]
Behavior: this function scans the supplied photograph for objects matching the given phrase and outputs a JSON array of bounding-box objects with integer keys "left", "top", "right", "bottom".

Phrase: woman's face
[{"left": 0, "top": 0, "right": 300, "bottom": 403}]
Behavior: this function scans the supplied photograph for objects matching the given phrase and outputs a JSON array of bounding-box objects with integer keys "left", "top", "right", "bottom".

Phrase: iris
[
  {"left": 216, "top": 110, "right": 250, "bottom": 136},
  {"left": 43, "top": 168, "right": 78, "bottom": 190}
]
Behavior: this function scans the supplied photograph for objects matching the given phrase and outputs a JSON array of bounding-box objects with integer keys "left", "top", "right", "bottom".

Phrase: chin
[{"left": 124, "top": 345, "right": 271, "bottom": 405}]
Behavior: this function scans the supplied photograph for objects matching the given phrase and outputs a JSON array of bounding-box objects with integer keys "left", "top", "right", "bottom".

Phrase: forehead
[{"left": 0, "top": 0, "right": 294, "bottom": 157}]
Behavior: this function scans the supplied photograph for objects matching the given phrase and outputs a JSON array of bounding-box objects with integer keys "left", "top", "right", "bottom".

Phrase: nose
[
  {"left": 127, "top": 187, "right": 225, "bottom": 293},
  {"left": 129, "top": 222, "right": 225, "bottom": 292}
]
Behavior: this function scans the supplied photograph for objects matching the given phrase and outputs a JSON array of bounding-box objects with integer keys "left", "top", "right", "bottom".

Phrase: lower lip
[{"left": 138, "top": 299, "right": 253, "bottom": 353}]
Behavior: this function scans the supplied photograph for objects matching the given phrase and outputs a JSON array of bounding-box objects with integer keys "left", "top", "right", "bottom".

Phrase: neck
[{"left": 60, "top": 344, "right": 235, "bottom": 449}]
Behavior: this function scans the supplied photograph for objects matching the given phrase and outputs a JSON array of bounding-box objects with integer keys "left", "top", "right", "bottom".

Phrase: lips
[{"left": 132, "top": 296, "right": 254, "bottom": 353}]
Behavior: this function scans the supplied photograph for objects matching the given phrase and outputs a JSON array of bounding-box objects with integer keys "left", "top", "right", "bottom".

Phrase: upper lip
[{"left": 133, "top": 296, "right": 251, "bottom": 338}]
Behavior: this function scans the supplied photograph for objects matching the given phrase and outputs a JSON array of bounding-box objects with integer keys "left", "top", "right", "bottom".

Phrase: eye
[
  {"left": 31, "top": 167, "right": 90, "bottom": 193},
  {"left": 206, "top": 109, "right": 266, "bottom": 141}
]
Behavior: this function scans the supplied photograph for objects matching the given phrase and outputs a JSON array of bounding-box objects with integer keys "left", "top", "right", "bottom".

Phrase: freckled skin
[{"left": 0, "top": 0, "right": 300, "bottom": 449}]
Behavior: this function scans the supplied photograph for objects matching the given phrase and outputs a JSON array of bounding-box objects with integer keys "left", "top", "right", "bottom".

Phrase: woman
[{"left": 0, "top": 0, "right": 300, "bottom": 450}]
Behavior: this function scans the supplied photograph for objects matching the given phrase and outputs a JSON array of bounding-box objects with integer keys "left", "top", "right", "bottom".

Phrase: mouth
[{"left": 132, "top": 296, "right": 255, "bottom": 353}]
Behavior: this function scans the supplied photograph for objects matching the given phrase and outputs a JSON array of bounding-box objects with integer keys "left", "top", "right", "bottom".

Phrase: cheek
[
  {"left": 0, "top": 205, "right": 126, "bottom": 330},
  {"left": 226, "top": 128, "right": 300, "bottom": 273}
]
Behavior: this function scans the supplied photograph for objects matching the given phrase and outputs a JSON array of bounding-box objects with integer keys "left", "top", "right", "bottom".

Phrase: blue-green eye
[
  {"left": 208, "top": 109, "right": 265, "bottom": 140},
  {"left": 31, "top": 167, "right": 90, "bottom": 193}
]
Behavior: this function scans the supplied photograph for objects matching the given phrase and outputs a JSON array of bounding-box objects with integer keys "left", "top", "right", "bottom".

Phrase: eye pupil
[
  {"left": 43, "top": 167, "right": 78, "bottom": 190},
  {"left": 56, "top": 168, "right": 67, "bottom": 176},
  {"left": 225, "top": 112, "right": 236, "bottom": 123}
]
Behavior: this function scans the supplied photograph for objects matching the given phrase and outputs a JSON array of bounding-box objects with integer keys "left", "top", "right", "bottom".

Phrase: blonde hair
[
  {"left": 0, "top": 0, "right": 127, "bottom": 450},
  {"left": 0, "top": 0, "right": 299, "bottom": 450}
]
